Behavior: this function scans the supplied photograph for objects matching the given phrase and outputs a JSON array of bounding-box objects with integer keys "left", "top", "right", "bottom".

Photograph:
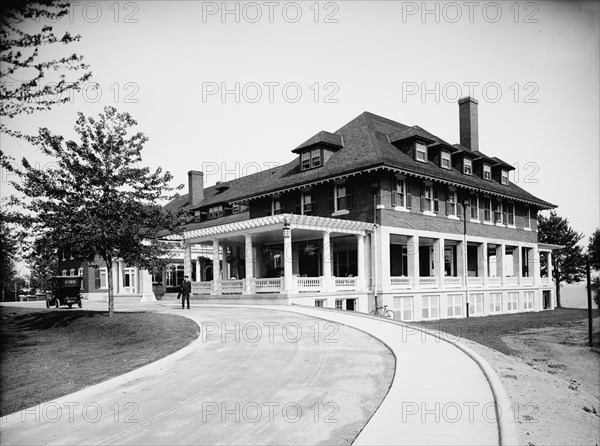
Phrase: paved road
[{"left": 1, "top": 303, "right": 394, "bottom": 445}]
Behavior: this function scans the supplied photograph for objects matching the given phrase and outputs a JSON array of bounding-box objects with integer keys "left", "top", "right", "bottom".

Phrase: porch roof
[{"left": 168, "top": 214, "right": 373, "bottom": 243}]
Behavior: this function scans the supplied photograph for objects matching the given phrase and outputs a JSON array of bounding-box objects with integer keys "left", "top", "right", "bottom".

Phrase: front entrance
[
  {"left": 543, "top": 290, "right": 551, "bottom": 309},
  {"left": 123, "top": 268, "right": 136, "bottom": 293},
  {"left": 346, "top": 298, "right": 356, "bottom": 311}
]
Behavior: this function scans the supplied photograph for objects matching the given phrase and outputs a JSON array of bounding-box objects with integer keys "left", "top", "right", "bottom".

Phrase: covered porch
[{"left": 175, "top": 214, "right": 373, "bottom": 296}]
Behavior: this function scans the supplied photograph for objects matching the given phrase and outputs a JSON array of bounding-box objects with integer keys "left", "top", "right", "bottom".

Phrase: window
[
  {"left": 447, "top": 294, "right": 463, "bottom": 318},
  {"left": 501, "top": 169, "right": 509, "bottom": 185},
  {"left": 433, "top": 188, "right": 440, "bottom": 213},
  {"left": 416, "top": 142, "right": 427, "bottom": 162},
  {"left": 422, "top": 185, "right": 433, "bottom": 213},
  {"left": 62, "top": 269, "right": 67, "bottom": 276},
  {"left": 335, "top": 299, "right": 344, "bottom": 310},
  {"left": 302, "top": 192, "right": 313, "bottom": 215},
  {"left": 393, "top": 179, "right": 406, "bottom": 208},
  {"left": 394, "top": 296, "right": 413, "bottom": 321},
  {"left": 208, "top": 205, "right": 223, "bottom": 219},
  {"left": 524, "top": 206, "right": 531, "bottom": 229},
  {"left": 421, "top": 295, "right": 439, "bottom": 320},
  {"left": 311, "top": 148, "right": 322, "bottom": 167},
  {"left": 470, "top": 195, "right": 479, "bottom": 220},
  {"left": 523, "top": 291, "right": 534, "bottom": 310},
  {"left": 441, "top": 150, "right": 451, "bottom": 169},
  {"left": 471, "top": 293, "right": 484, "bottom": 316},
  {"left": 446, "top": 189, "right": 457, "bottom": 216},
  {"left": 507, "top": 292, "right": 519, "bottom": 312},
  {"left": 483, "top": 197, "right": 492, "bottom": 222},
  {"left": 506, "top": 203, "right": 515, "bottom": 226},
  {"left": 94, "top": 268, "right": 108, "bottom": 289},
  {"left": 483, "top": 163, "right": 491, "bottom": 180},
  {"left": 489, "top": 293, "right": 502, "bottom": 314},
  {"left": 271, "top": 198, "right": 282, "bottom": 215},
  {"left": 463, "top": 157, "right": 472, "bottom": 175},
  {"left": 194, "top": 210, "right": 201, "bottom": 222},
  {"left": 494, "top": 201, "right": 503, "bottom": 224},
  {"left": 334, "top": 184, "right": 352, "bottom": 211},
  {"left": 232, "top": 203, "right": 241, "bottom": 214},
  {"left": 301, "top": 148, "right": 322, "bottom": 170},
  {"left": 301, "top": 151, "right": 311, "bottom": 170},
  {"left": 69, "top": 268, "right": 75, "bottom": 276},
  {"left": 315, "top": 300, "right": 325, "bottom": 308}
]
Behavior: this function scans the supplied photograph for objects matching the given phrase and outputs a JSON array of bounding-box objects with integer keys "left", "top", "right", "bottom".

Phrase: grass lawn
[
  {"left": 0, "top": 306, "right": 200, "bottom": 416},
  {"left": 410, "top": 307, "right": 600, "bottom": 355}
]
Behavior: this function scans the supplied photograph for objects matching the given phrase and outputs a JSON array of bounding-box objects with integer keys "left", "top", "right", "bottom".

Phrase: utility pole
[{"left": 586, "top": 256, "right": 593, "bottom": 347}]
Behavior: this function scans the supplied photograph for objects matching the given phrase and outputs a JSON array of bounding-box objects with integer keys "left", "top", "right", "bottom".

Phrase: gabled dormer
[
  {"left": 451, "top": 144, "right": 480, "bottom": 175},
  {"left": 292, "top": 130, "right": 344, "bottom": 171},
  {"left": 490, "top": 157, "right": 515, "bottom": 185},
  {"left": 388, "top": 127, "right": 435, "bottom": 163}
]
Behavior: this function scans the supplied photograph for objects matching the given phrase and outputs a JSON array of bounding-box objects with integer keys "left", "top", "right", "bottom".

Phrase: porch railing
[
  {"left": 391, "top": 276, "right": 412, "bottom": 289},
  {"left": 541, "top": 277, "right": 550, "bottom": 287},
  {"left": 487, "top": 277, "right": 501, "bottom": 288},
  {"left": 467, "top": 277, "right": 483, "bottom": 288},
  {"left": 419, "top": 277, "right": 438, "bottom": 288},
  {"left": 254, "top": 278, "right": 282, "bottom": 293},
  {"left": 296, "top": 276, "right": 322, "bottom": 292},
  {"left": 504, "top": 277, "right": 518, "bottom": 287},
  {"left": 444, "top": 277, "right": 462, "bottom": 288},
  {"left": 334, "top": 276, "right": 357, "bottom": 290},
  {"left": 192, "top": 281, "right": 212, "bottom": 295},
  {"left": 521, "top": 277, "right": 534, "bottom": 287},
  {"left": 221, "top": 279, "right": 244, "bottom": 294}
]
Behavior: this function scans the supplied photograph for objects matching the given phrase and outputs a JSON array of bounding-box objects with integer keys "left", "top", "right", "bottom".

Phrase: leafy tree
[
  {"left": 12, "top": 107, "right": 183, "bottom": 315},
  {"left": 588, "top": 228, "right": 600, "bottom": 269},
  {"left": 0, "top": 209, "right": 20, "bottom": 301},
  {"left": 1, "top": 0, "right": 91, "bottom": 139},
  {"left": 26, "top": 233, "right": 58, "bottom": 291},
  {"left": 538, "top": 211, "right": 586, "bottom": 308}
]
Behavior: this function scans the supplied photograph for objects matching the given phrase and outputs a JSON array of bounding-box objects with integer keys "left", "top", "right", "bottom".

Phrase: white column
[
  {"left": 456, "top": 241, "right": 465, "bottom": 282},
  {"left": 546, "top": 251, "right": 553, "bottom": 283},
  {"left": 244, "top": 234, "right": 254, "bottom": 294},
  {"left": 380, "top": 229, "right": 391, "bottom": 292},
  {"left": 183, "top": 243, "right": 192, "bottom": 280},
  {"left": 515, "top": 244, "right": 522, "bottom": 285},
  {"left": 222, "top": 245, "right": 230, "bottom": 280},
  {"left": 478, "top": 242, "right": 487, "bottom": 285},
  {"left": 322, "top": 230, "right": 333, "bottom": 291},
  {"left": 139, "top": 269, "right": 156, "bottom": 302},
  {"left": 212, "top": 240, "right": 220, "bottom": 294},
  {"left": 531, "top": 245, "right": 540, "bottom": 286},
  {"left": 283, "top": 226, "right": 294, "bottom": 292},
  {"left": 408, "top": 235, "right": 419, "bottom": 290},
  {"left": 117, "top": 260, "right": 124, "bottom": 295},
  {"left": 496, "top": 243, "right": 505, "bottom": 286},
  {"left": 434, "top": 237, "right": 444, "bottom": 287},
  {"left": 195, "top": 258, "right": 201, "bottom": 282},
  {"left": 133, "top": 266, "right": 138, "bottom": 294},
  {"left": 356, "top": 234, "right": 366, "bottom": 290}
]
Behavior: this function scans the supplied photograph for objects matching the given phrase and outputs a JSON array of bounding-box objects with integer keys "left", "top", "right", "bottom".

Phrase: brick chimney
[
  {"left": 188, "top": 170, "right": 204, "bottom": 207},
  {"left": 458, "top": 96, "right": 479, "bottom": 151}
]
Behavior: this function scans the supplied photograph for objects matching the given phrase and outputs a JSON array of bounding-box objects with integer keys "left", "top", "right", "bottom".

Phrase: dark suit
[{"left": 181, "top": 280, "right": 192, "bottom": 309}]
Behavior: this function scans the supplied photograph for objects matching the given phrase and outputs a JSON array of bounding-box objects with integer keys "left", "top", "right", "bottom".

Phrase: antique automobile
[{"left": 45, "top": 276, "right": 83, "bottom": 309}]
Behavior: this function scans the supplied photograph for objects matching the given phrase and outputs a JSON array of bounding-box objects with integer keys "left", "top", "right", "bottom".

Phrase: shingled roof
[{"left": 167, "top": 112, "right": 555, "bottom": 213}]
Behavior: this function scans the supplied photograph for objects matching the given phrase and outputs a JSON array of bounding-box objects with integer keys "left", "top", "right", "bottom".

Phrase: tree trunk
[
  {"left": 107, "top": 260, "right": 114, "bottom": 316},
  {"left": 554, "top": 256, "right": 561, "bottom": 308}
]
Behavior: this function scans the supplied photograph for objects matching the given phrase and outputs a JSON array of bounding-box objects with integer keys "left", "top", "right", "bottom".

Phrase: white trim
[
  {"left": 393, "top": 206, "right": 410, "bottom": 213},
  {"left": 423, "top": 211, "right": 435, "bottom": 217},
  {"left": 376, "top": 204, "right": 385, "bottom": 209},
  {"left": 332, "top": 209, "right": 349, "bottom": 217},
  {"left": 448, "top": 215, "right": 460, "bottom": 220}
]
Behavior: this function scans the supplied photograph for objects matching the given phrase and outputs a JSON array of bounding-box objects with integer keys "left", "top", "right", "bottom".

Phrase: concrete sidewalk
[{"left": 1, "top": 301, "right": 518, "bottom": 445}]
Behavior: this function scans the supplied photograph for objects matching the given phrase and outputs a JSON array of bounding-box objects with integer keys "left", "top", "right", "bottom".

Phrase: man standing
[{"left": 180, "top": 275, "right": 192, "bottom": 309}]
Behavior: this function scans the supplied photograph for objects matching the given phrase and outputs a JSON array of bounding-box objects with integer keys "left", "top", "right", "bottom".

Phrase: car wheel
[
  {"left": 68, "top": 303, "right": 72, "bottom": 309},
  {"left": 78, "top": 300, "right": 82, "bottom": 308},
  {"left": 55, "top": 300, "right": 59, "bottom": 309},
  {"left": 46, "top": 300, "right": 50, "bottom": 309}
]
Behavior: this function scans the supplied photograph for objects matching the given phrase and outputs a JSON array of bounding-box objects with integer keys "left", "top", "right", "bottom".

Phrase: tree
[
  {"left": 1, "top": 0, "right": 91, "bottom": 138},
  {"left": 538, "top": 211, "right": 586, "bottom": 308},
  {"left": 0, "top": 209, "right": 20, "bottom": 301},
  {"left": 26, "top": 233, "right": 58, "bottom": 291},
  {"left": 13, "top": 107, "right": 183, "bottom": 315},
  {"left": 587, "top": 228, "right": 600, "bottom": 307}
]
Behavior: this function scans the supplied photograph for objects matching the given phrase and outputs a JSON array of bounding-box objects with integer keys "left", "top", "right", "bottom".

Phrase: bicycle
[{"left": 370, "top": 305, "right": 395, "bottom": 319}]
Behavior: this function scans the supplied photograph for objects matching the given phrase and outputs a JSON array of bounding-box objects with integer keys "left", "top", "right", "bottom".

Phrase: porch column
[
  {"left": 244, "top": 234, "right": 254, "bottom": 294},
  {"left": 434, "top": 237, "right": 444, "bottom": 287},
  {"left": 183, "top": 243, "right": 192, "bottom": 280},
  {"left": 408, "top": 235, "right": 419, "bottom": 290},
  {"left": 478, "top": 242, "right": 487, "bottom": 286},
  {"left": 195, "top": 258, "right": 201, "bottom": 282},
  {"left": 456, "top": 241, "right": 465, "bottom": 282},
  {"left": 514, "top": 244, "right": 522, "bottom": 285},
  {"left": 356, "top": 234, "right": 366, "bottom": 290},
  {"left": 212, "top": 240, "right": 220, "bottom": 294},
  {"left": 322, "top": 230, "right": 333, "bottom": 291},
  {"left": 222, "top": 245, "right": 230, "bottom": 280},
  {"left": 283, "top": 224, "right": 294, "bottom": 292},
  {"left": 531, "top": 245, "right": 541, "bottom": 286},
  {"left": 139, "top": 269, "right": 156, "bottom": 302},
  {"left": 546, "top": 251, "right": 553, "bottom": 283},
  {"left": 496, "top": 243, "right": 505, "bottom": 286},
  {"left": 117, "top": 260, "right": 124, "bottom": 295}
]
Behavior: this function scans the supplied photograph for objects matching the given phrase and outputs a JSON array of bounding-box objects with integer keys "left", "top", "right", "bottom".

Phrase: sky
[{"left": 2, "top": 0, "right": 599, "bottom": 266}]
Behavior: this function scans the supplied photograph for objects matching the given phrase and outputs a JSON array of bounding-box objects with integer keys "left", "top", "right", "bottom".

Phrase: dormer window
[
  {"left": 483, "top": 163, "right": 491, "bottom": 180},
  {"left": 194, "top": 210, "right": 201, "bottom": 222},
  {"left": 208, "top": 205, "right": 223, "bottom": 219},
  {"left": 301, "top": 148, "right": 323, "bottom": 170},
  {"left": 441, "top": 150, "right": 451, "bottom": 169},
  {"left": 232, "top": 203, "right": 241, "bottom": 214},
  {"left": 271, "top": 198, "right": 282, "bottom": 215},
  {"left": 463, "top": 157, "right": 472, "bottom": 175},
  {"left": 415, "top": 142, "right": 427, "bottom": 162},
  {"left": 501, "top": 169, "right": 509, "bottom": 185}
]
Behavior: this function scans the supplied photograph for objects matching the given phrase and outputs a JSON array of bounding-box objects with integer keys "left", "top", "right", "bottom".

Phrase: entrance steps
[{"left": 189, "top": 294, "right": 290, "bottom": 306}]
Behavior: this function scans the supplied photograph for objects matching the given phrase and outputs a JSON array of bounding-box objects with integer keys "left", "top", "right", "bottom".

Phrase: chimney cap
[
  {"left": 458, "top": 96, "right": 479, "bottom": 105},
  {"left": 188, "top": 170, "right": 204, "bottom": 175}
]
